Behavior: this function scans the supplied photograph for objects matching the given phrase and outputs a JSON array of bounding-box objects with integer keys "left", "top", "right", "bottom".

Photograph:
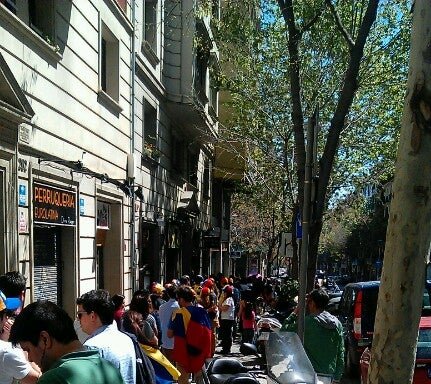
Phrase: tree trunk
[
  {"left": 368, "top": 3, "right": 431, "bottom": 383},
  {"left": 277, "top": 0, "right": 379, "bottom": 292}
]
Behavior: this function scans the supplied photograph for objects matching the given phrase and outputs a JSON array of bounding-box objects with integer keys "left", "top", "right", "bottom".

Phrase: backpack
[{"left": 123, "top": 331, "right": 156, "bottom": 384}]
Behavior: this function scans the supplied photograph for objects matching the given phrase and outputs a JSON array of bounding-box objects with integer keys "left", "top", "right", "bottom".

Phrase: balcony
[
  {"left": 163, "top": 0, "right": 219, "bottom": 140},
  {"left": 214, "top": 141, "right": 246, "bottom": 181}
]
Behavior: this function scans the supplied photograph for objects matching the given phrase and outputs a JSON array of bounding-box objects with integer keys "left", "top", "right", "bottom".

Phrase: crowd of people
[
  {"left": 0, "top": 271, "right": 344, "bottom": 384},
  {"left": 0, "top": 272, "right": 259, "bottom": 384}
]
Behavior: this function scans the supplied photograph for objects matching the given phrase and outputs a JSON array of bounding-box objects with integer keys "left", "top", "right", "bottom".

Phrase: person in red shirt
[{"left": 239, "top": 301, "right": 256, "bottom": 343}]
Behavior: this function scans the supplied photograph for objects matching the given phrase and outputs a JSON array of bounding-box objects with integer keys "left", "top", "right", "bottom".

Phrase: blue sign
[
  {"left": 79, "top": 198, "right": 85, "bottom": 216},
  {"left": 296, "top": 212, "right": 302, "bottom": 239},
  {"left": 18, "top": 184, "right": 27, "bottom": 206}
]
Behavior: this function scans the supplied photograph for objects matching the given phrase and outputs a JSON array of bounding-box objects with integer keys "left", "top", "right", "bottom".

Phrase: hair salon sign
[{"left": 33, "top": 182, "right": 77, "bottom": 226}]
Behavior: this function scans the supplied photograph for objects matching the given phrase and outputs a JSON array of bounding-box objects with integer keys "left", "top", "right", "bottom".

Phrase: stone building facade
[{"left": 0, "top": 0, "right": 223, "bottom": 316}]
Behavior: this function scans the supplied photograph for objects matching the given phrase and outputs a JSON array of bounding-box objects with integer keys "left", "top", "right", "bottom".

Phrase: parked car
[
  {"left": 327, "top": 296, "right": 341, "bottom": 315},
  {"left": 360, "top": 316, "right": 431, "bottom": 383},
  {"left": 337, "top": 281, "right": 380, "bottom": 376}
]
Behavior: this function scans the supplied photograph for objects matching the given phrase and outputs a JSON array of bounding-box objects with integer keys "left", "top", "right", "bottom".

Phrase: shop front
[{"left": 32, "top": 182, "right": 77, "bottom": 312}]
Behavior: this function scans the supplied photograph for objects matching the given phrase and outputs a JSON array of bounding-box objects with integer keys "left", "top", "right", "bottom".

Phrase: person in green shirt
[
  {"left": 9, "top": 300, "right": 124, "bottom": 384},
  {"left": 281, "top": 288, "right": 344, "bottom": 383}
]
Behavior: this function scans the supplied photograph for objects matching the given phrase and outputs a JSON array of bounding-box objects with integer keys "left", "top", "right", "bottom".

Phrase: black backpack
[{"left": 122, "top": 331, "right": 156, "bottom": 384}]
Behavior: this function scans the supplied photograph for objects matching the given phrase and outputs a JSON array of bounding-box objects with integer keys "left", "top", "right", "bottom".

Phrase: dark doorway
[{"left": 33, "top": 225, "right": 62, "bottom": 306}]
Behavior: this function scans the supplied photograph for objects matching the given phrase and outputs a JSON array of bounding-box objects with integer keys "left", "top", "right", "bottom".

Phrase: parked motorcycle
[
  {"left": 255, "top": 313, "right": 282, "bottom": 355},
  {"left": 204, "top": 344, "right": 263, "bottom": 384},
  {"left": 265, "top": 331, "right": 333, "bottom": 384}
]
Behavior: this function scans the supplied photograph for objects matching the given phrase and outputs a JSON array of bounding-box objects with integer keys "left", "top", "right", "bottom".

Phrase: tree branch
[
  {"left": 300, "top": 5, "right": 325, "bottom": 34},
  {"left": 326, "top": 0, "right": 355, "bottom": 49}
]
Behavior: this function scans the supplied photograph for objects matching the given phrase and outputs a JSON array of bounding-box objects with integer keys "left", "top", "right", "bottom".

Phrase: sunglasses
[{"left": 76, "top": 311, "right": 88, "bottom": 319}]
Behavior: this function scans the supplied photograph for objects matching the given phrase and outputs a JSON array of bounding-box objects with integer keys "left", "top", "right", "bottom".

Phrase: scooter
[
  {"left": 203, "top": 344, "right": 263, "bottom": 384},
  {"left": 265, "top": 331, "right": 333, "bottom": 384},
  {"left": 255, "top": 314, "right": 282, "bottom": 355}
]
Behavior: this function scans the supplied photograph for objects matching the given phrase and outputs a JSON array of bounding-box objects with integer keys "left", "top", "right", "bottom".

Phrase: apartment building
[
  {"left": 133, "top": 0, "right": 220, "bottom": 285},
  {"left": 0, "top": 0, "right": 135, "bottom": 314},
  {"left": 0, "top": 0, "right": 223, "bottom": 314}
]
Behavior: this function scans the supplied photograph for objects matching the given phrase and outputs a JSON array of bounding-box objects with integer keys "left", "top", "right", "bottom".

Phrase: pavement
[{"left": 212, "top": 337, "right": 267, "bottom": 384}]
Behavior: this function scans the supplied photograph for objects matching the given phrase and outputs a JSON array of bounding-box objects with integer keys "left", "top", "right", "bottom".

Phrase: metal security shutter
[{"left": 33, "top": 226, "right": 62, "bottom": 305}]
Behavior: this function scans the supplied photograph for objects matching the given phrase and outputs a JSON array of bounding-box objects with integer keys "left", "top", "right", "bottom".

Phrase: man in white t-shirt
[{"left": 0, "top": 290, "right": 40, "bottom": 384}]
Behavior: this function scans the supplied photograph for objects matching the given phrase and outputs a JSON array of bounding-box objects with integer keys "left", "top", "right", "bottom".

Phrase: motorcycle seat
[
  {"left": 207, "top": 357, "right": 253, "bottom": 384},
  {"left": 207, "top": 358, "right": 248, "bottom": 374},
  {"left": 225, "top": 377, "right": 260, "bottom": 384},
  {"left": 208, "top": 373, "right": 254, "bottom": 384}
]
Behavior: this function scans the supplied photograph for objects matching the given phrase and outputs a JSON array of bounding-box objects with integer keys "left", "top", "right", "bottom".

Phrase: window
[
  {"left": 187, "top": 149, "right": 199, "bottom": 186},
  {"left": 29, "top": 0, "right": 55, "bottom": 39},
  {"left": 1, "top": 0, "right": 55, "bottom": 41},
  {"left": 209, "top": 82, "right": 218, "bottom": 117},
  {"left": 144, "top": 0, "right": 157, "bottom": 53},
  {"left": 1, "top": 0, "right": 16, "bottom": 14},
  {"left": 115, "top": 0, "right": 127, "bottom": 12},
  {"left": 100, "top": 23, "right": 119, "bottom": 102},
  {"left": 171, "top": 134, "right": 185, "bottom": 175},
  {"left": 203, "top": 160, "right": 210, "bottom": 198},
  {"left": 143, "top": 100, "right": 158, "bottom": 159},
  {"left": 194, "top": 47, "right": 209, "bottom": 105}
]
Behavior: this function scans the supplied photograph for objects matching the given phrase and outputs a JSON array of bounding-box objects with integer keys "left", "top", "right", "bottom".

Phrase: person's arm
[
  {"left": 237, "top": 300, "right": 244, "bottom": 319},
  {"left": 167, "top": 310, "right": 178, "bottom": 339},
  {"left": 0, "top": 317, "right": 14, "bottom": 341},
  {"left": 280, "top": 307, "right": 299, "bottom": 332},
  {"left": 4, "top": 348, "right": 41, "bottom": 384},
  {"left": 19, "top": 366, "right": 41, "bottom": 384},
  {"left": 333, "top": 326, "right": 345, "bottom": 382}
]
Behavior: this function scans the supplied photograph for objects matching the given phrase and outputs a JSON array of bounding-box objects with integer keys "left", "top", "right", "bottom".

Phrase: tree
[
  {"left": 217, "top": 1, "right": 408, "bottom": 287},
  {"left": 368, "top": 2, "right": 431, "bottom": 382}
]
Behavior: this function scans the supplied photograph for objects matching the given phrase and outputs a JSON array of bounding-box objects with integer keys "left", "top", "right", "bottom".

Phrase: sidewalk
[{"left": 212, "top": 337, "right": 267, "bottom": 384}]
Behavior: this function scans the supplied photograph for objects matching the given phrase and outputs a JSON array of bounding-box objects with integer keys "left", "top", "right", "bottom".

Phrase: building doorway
[
  {"left": 96, "top": 200, "right": 122, "bottom": 295},
  {"left": 33, "top": 226, "right": 62, "bottom": 305}
]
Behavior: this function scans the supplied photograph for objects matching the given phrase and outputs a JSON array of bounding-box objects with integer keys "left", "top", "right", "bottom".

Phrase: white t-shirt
[
  {"left": 220, "top": 297, "right": 235, "bottom": 320},
  {"left": 0, "top": 340, "right": 31, "bottom": 384}
]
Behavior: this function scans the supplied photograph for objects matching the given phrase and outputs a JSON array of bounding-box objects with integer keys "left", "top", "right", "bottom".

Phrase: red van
[{"left": 360, "top": 317, "right": 431, "bottom": 383}]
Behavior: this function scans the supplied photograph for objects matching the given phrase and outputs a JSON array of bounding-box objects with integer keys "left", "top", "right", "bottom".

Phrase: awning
[{"left": 177, "top": 190, "right": 200, "bottom": 215}]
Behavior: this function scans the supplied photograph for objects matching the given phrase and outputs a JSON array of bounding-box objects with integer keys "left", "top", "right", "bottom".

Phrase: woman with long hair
[
  {"left": 128, "top": 290, "right": 158, "bottom": 345},
  {"left": 218, "top": 285, "right": 235, "bottom": 354}
]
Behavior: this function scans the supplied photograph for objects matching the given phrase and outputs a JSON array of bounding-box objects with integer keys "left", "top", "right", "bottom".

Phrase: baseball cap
[
  {"left": 0, "top": 290, "right": 21, "bottom": 312},
  {"left": 224, "top": 285, "right": 233, "bottom": 295},
  {"left": 201, "top": 287, "right": 210, "bottom": 296}
]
